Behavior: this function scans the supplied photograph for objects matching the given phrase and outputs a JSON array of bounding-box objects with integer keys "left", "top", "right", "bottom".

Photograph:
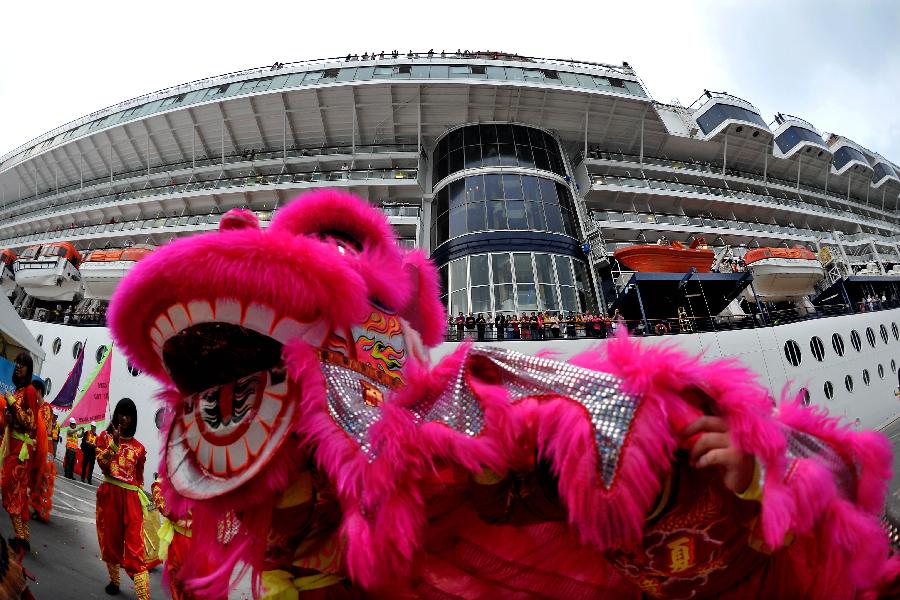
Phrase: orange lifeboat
[
  {"left": 613, "top": 239, "right": 715, "bottom": 273},
  {"left": 744, "top": 246, "right": 816, "bottom": 265},
  {"left": 13, "top": 241, "right": 84, "bottom": 301},
  {"left": 81, "top": 246, "right": 154, "bottom": 300},
  {"left": 83, "top": 247, "right": 153, "bottom": 263},
  {"left": 739, "top": 246, "right": 824, "bottom": 302}
]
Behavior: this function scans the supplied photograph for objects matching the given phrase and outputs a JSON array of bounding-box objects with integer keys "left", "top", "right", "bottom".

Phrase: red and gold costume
[
  {"left": 96, "top": 430, "right": 149, "bottom": 599},
  {"left": 151, "top": 479, "right": 193, "bottom": 600},
  {"left": 30, "top": 401, "right": 56, "bottom": 522},
  {"left": 1, "top": 384, "right": 41, "bottom": 542}
]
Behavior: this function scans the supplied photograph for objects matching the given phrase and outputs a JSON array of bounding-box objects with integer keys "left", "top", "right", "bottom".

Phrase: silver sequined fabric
[
  {"left": 785, "top": 428, "right": 857, "bottom": 499},
  {"left": 322, "top": 361, "right": 389, "bottom": 458},
  {"left": 407, "top": 346, "right": 640, "bottom": 488}
]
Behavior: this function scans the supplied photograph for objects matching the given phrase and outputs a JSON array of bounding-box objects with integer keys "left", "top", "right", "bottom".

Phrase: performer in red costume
[
  {"left": 95, "top": 398, "right": 150, "bottom": 599},
  {"left": 108, "top": 190, "right": 900, "bottom": 599},
  {"left": 0, "top": 353, "right": 46, "bottom": 557},
  {"left": 151, "top": 474, "right": 193, "bottom": 600},
  {"left": 29, "top": 379, "right": 56, "bottom": 523}
]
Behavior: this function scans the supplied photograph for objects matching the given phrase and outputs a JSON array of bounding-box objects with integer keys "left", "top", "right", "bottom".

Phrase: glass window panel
[
  {"left": 534, "top": 254, "right": 555, "bottom": 284},
  {"left": 467, "top": 202, "right": 486, "bottom": 232},
  {"left": 336, "top": 68, "right": 357, "bottom": 81},
  {"left": 560, "top": 286, "right": 579, "bottom": 312},
  {"left": 481, "top": 124, "right": 498, "bottom": 144},
  {"left": 487, "top": 200, "right": 507, "bottom": 229},
  {"left": 450, "top": 289, "right": 468, "bottom": 315},
  {"left": 505, "top": 67, "right": 525, "bottom": 81},
  {"left": 528, "top": 128, "right": 546, "bottom": 148},
  {"left": 533, "top": 148, "right": 551, "bottom": 171},
  {"left": 466, "top": 175, "right": 485, "bottom": 202},
  {"left": 469, "top": 254, "right": 490, "bottom": 287},
  {"left": 516, "top": 144, "right": 535, "bottom": 168},
  {"left": 493, "top": 284, "right": 515, "bottom": 312},
  {"left": 355, "top": 67, "right": 374, "bottom": 80},
  {"left": 558, "top": 72, "right": 580, "bottom": 87},
  {"left": 484, "top": 174, "right": 503, "bottom": 200},
  {"left": 538, "top": 178, "right": 557, "bottom": 203},
  {"left": 538, "top": 284, "right": 559, "bottom": 310},
  {"left": 449, "top": 128, "right": 464, "bottom": 150},
  {"left": 497, "top": 144, "right": 517, "bottom": 166},
  {"left": 513, "top": 126, "right": 531, "bottom": 146},
  {"left": 497, "top": 125, "right": 514, "bottom": 144},
  {"left": 449, "top": 257, "right": 467, "bottom": 291},
  {"left": 485, "top": 66, "right": 506, "bottom": 80},
  {"left": 435, "top": 212, "right": 449, "bottom": 246},
  {"left": 491, "top": 253, "right": 513, "bottom": 284},
  {"left": 481, "top": 143, "right": 500, "bottom": 167},
  {"left": 410, "top": 65, "right": 430, "bottom": 78},
  {"left": 516, "top": 284, "right": 538, "bottom": 310},
  {"left": 561, "top": 207, "right": 577, "bottom": 236},
  {"left": 429, "top": 65, "right": 450, "bottom": 78},
  {"left": 525, "top": 201, "right": 546, "bottom": 230},
  {"left": 449, "top": 149, "right": 464, "bottom": 174},
  {"left": 576, "top": 73, "right": 597, "bottom": 89},
  {"left": 439, "top": 264, "right": 449, "bottom": 295},
  {"left": 544, "top": 203, "right": 564, "bottom": 232},
  {"left": 471, "top": 286, "right": 491, "bottom": 313},
  {"left": 555, "top": 255, "right": 574, "bottom": 286},
  {"left": 507, "top": 200, "right": 527, "bottom": 228},
  {"left": 464, "top": 126, "right": 481, "bottom": 147},
  {"left": 449, "top": 179, "right": 466, "bottom": 207},
  {"left": 522, "top": 176, "right": 540, "bottom": 200},
  {"left": 502, "top": 174, "right": 523, "bottom": 198},
  {"left": 450, "top": 65, "right": 471, "bottom": 77},
  {"left": 573, "top": 260, "right": 590, "bottom": 291},
  {"left": 514, "top": 253, "right": 534, "bottom": 283},
  {"left": 449, "top": 205, "right": 467, "bottom": 238},
  {"left": 464, "top": 144, "right": 482, "bottom": 168},
  {"left": 435, "top": 188, "right": 449, "bottom": 215}
]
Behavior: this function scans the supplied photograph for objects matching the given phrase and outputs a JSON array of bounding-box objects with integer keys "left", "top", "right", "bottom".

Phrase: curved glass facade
[
  {"left": 696, "top": 103, "right": 768, "bottom": 135},
  {"left": 440, "top": 251, "right": 592, "bottom": 316},
  {"left": 774, "top": 126, "right": 827, "bottom": 154},
  {"left": 833, "top": 145, "right": 869, "bottom": 171},
  {"left": 434, "top": 124, "right": 566, "bottom": 183},
  {"left": 430, "top": 173, "right": 578, "bottom": 248},
  {"left": 873, "top": 162, "right": 897, "bottom": 184}
]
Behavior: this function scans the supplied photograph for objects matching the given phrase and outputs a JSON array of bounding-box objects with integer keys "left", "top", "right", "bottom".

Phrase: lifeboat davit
[
  {"left": 13, "top": 242, "right": 84, "bottom": 302},
  {"left": 0, "top": 249, "right": 16, "bottom": 297},
  {"left": 741, "top": 246, "right": 824, "bottom": 302},
  {"left": 613, "top": 239, "right": 715, "bottom": 273},
  {"left": 81, "top": 246, "right": 154, "bottom": 300}
]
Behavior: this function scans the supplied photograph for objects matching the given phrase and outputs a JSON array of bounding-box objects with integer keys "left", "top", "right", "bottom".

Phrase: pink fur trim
[{"left": 397, "top": 250, "right": 446, "bottom": 347}]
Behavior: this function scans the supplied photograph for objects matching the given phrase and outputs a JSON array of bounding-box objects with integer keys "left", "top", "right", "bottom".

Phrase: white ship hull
[
  {"left": 81, "top": 261, "right": 136, "bottom": 300},
  {"left": 741, "top": 258, "right": 825, "bottom": 302},
  {"left": 25, "top": 309, "right": 900, "bottom": 489},
  {"left": 14, "top": 260, "right": 83, "bottom": 301}
]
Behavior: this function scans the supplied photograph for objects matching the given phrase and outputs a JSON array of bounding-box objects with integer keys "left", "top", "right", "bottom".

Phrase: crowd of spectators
[{"left": 447, "top": 310, "right": 623, "bottom": 342}]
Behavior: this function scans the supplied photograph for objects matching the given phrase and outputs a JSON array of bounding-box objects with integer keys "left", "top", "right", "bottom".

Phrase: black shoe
[{"left": 104, "top": 582, "right": 120, "bottom": 595}]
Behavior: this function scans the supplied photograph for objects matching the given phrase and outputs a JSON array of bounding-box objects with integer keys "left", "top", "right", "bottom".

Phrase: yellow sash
[
  {"left": 261, "top": 569, "right": 344, "bottom": 599},
  {"left": 103, "top": 476, "right": 152, "bottom": 516},
  {"left": 157, "top": 516, "right": 191, "bottom": 560},
  {"left": 10, "top": 431, "right": 35, "bottom": 461}
]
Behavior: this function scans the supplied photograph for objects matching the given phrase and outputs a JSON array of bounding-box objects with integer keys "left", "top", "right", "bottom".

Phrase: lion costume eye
[{"left": 317, "top": 230, "right": 363, "bottom": 256}]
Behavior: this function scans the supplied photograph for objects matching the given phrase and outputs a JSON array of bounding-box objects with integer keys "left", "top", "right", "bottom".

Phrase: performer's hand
[
  {"left": 681, "top": 415, "right": 755, "bottom": 494},
  {"left": 111, "top": 422, "right": 121, "bottom": 446}
]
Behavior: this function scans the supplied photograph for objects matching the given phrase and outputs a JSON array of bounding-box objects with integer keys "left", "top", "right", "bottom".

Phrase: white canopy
[{"left": 0, "top": 295, "right": 45, "bottom": 373}]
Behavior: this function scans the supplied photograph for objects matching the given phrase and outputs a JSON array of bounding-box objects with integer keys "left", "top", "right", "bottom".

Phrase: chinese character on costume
[
  {"left": 108, "top": 190, "right": 900, "bottom": 599},
  {"left": 29, "top": 378, "right": 56, "bottom": 523},
  {"left": 0, "top": 352, "right": 47, "bottom": 558},
  {"left": 95, "top": 398, "right": 150, "bottom": 599}
]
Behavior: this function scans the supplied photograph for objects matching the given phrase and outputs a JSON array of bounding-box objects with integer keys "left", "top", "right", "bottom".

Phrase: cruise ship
[{"left": 2, "top": 51, "right": 900, "bottom": 488}]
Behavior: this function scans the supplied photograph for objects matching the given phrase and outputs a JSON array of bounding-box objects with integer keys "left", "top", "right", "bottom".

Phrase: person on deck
[
  {"left": 30, "top": 379, "right": 56, "bottom": 523},
  {"left": 63, "top": 418, "right": 79, "bottom": 479},
  {"left": 81, "top": 422, "right": 97, "bottom": 484},
  {"left": 96, "top": 398, "right": 149, "bottom": 600},
  {"left": 0, "top": 353, "right": 46, "bottom": 557}
]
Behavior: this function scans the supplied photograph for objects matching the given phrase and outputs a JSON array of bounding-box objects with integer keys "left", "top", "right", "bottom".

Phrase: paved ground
[{"left": 7, "top": 460, "right": 165, "bottom": 599}]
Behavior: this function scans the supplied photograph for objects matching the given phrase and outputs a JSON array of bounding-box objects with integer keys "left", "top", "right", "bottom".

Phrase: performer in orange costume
[
  {"left": 29, "top": 379, "right": 56, "bottom": 522},
  {"left": 151, "top": 475, "right": 193, "bottom": 600},
  {"left": 96, "top": 398, "right": 150, "bottom": 599},
  {"left": 0, "top": 353, "right": 46, "bottom": 557}
]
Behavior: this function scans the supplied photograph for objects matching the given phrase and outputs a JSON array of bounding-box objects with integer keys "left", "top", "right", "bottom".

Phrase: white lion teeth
[
  {"left": 211, "top": 445, "right": 227, "bottom": 476},
  {"left": 214, "top": 298, "right": 242, "bottom": 325},
  {"left": 257, "top": 394, "right": 282, "bottom": 428},
  {"left": 266, "top": 378, "right": 288, "bottom": 397},
  {"left": 226, "top": 440, "right": 248, "bottom": 472},
  {"left": 245, "top": 420, "right": 267, "bottom": 457},
  {"left": 269, "top": 317, "right": 303, "bottom": 344},
  {"left": 242, "top": 303, "right": 275, "bottom": 337},
  {"left": 154, "top": 314, "right": 176, "bottom": 341},
  {"left": 167, "top": 304, "right": 191, "bottom": 333},
  {"left": 186, "top": 300, "right": 215, "bottom": 326}
]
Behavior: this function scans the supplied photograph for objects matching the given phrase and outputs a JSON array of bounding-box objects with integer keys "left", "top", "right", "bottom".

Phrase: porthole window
[
  {"left": 127, "top": 360, "right": 141, "bottom": 377},
  {"left": 44, "top": 378, "right": 52, "bottom": 396},
  {"left": 784, "top": 340, "right": 802, "bottom": 366},
  {"left": 863, "top": 369, "right": 871, "bottom": 386},
  {"left": 851, "top": 330, "right": 862, "bottom": 351},
  {"left": 845, "top": 374, "right": 854, "bottom": 393},
  {"left": 72, "top": 341, "right": 83, "bottom": 359},
  {"left": 52, "top": 338, "right": 61, "bottom": 355},
  {"left": 878, "top": 364, "right": 885, "bottom": 379},
  {"left": 95, "top": 345, "right": 108, "bottom": 364},
  {"left": 832, "top": 333, "right": 845, "bottom": 356},
  {"left": 809, "top": 336, "right": 825, "bottom": 361},
  {"left": 824, "top": 381, "right": 834, "bottom": 400},
  {"left": 800, "top": 387, "right": 811, "bottom": 407},
  {"left": 881, "top": 324, "right": 889, "bottom": 344},
  {"left": 866, "top": 327, "right": 877, "bottom": 348},
  {"left": 892, "top": 322, "right": 899, "bottom": 341},
  {"left": 36, "top": 335, "right": 43, "bottom": 347}
]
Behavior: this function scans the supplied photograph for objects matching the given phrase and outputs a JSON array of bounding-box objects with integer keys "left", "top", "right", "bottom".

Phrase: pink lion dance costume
[{"left": 109, "top": 189, "right": 900, "bottom": 599}]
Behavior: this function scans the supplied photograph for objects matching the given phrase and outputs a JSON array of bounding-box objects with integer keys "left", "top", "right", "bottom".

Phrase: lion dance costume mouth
[{"left": 110, "top": 189, "right": 900, "bottom": 599}]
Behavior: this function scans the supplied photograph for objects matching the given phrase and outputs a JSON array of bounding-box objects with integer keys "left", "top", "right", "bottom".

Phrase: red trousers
[
  {"left": 1, "top": 444, "right": 34, "bottom": 521},
  {"left": 96, "top": 482, "right": 145, "bottom": 577}
]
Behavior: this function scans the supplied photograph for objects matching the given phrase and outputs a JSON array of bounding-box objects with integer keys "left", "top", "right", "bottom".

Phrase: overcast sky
[{"left": 1, "top": 0, "right": 898, "bottom": 160}]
